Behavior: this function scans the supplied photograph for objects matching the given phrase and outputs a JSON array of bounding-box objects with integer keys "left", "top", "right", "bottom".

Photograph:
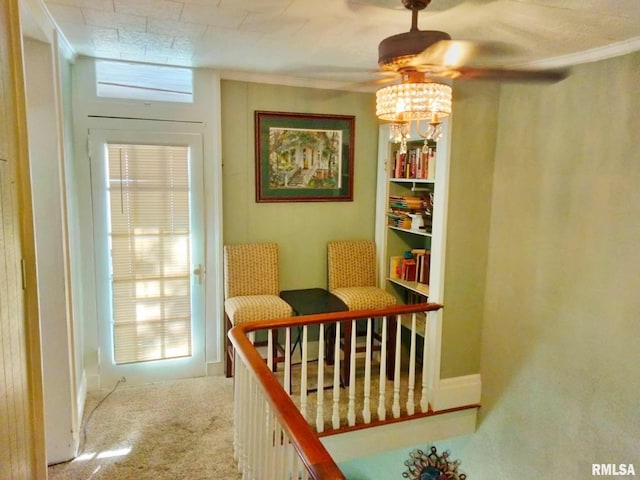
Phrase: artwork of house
[{"left": 268, "top": 128, "right": 342, "bottom": 189}]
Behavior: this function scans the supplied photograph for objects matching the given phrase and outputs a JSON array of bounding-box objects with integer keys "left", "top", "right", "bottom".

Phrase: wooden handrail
[
  {"left": 236, "top": 302, "right": 443, "bottom": 333},
  {"left": 228, "top": 302, "right": 443, "bottom": 479}
]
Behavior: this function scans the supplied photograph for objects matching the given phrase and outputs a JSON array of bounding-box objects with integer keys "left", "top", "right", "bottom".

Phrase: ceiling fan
[
  {"left": 376, "top": 0, "right": 569, "bottom": 84},
  {"left": 373, "top": 0, "right": 568, "bottom": 144}
]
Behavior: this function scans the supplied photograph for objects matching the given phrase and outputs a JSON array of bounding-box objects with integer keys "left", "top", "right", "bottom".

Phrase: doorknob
[{"left": 193, "top": 264, "right": 204, "bottom": 284}]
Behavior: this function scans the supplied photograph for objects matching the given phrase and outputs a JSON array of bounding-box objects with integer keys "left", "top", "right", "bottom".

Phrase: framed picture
[{"left": 255, "top": 111, "right": 355, "bottom": 202}]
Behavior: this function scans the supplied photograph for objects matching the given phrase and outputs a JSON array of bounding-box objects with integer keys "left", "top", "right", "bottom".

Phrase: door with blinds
[{"left": 90, "top": 128, "right": 205, "bottom": 385}]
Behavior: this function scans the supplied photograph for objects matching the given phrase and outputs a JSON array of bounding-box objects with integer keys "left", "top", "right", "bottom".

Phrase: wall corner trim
[{"left": 432, "top": 374, "right": 482, "bottom": 411}]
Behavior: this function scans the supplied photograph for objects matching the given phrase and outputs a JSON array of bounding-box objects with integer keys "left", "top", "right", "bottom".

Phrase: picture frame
[{"left": 255, "top": 111, "right": 355, "bottom": 202}]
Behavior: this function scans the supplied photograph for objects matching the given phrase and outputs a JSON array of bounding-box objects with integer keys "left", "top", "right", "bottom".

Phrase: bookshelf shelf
[
  {"left": 388, "top": 226, "right": 432, "bottom": 237},
  {"left": 389, "top": 178, "right": 435, "bottom": 184},
  {"left": 388, "top": 278, "right": 429, "bottom": 296}
]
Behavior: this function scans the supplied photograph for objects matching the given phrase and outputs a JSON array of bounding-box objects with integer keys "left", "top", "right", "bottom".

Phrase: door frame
[
  {"left": 72, "top": 64, "right": 225, "bottom": 389},
  {"left": 88, "top": 119, "right": 207, "bottom": 386}
]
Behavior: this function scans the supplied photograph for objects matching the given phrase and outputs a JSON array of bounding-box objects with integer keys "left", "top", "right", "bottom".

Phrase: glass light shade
[{"left": 376, "top": 82, "right": 452, "bottom": 122}]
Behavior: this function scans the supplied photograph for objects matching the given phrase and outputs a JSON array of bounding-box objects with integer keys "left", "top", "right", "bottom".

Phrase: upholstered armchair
[{"left": 223, "top": 243, "right": 292, "bottom": 377}]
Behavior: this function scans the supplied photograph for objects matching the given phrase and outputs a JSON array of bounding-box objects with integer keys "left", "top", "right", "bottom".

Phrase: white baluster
[
  {"left": 392, "top": 316, "right": 402, "bottom": 418},
  {"left": 332, "top": 321, "right": 341, "bottom": 430},
  {"left": 286, "top": 438, "right": 295, "bottom": 480},
  {"left": 256, "top": 391, "right": 265, "bottom": 478},
  {"left": 237, "top": 362, "right": 248, "bottom": 473},
  {"left": 377, "top": 316, "right": 388, "bottom": 421},
  {"left": 264, "top": 407, "right": 274, "bottom": 479},
  {"left": 300, "top": 325, "right": 308, "bottom": 420},
  {"left": 347, "top": 319, "right": 357, "bottom": 426},
  {"left": 274, "top": 423, "right": 284, "bottom": 479},
  {"left": 406, "top": 312, "right": 417, "bottom": 415},
  {"left": 316, "top": 323, "right": 325, "bottom": 433},
  {"left": 300, "top": 456, "right": 310, "bottom": 480},
  {"left": 362, "top": 317, "right": 372, "bottom": 423},
  {"left": 238, "top": 340, "right": 251, "bottom": 474},
  {"left": 246, "top": 379, "right": 256, "bottom": 479},
  {"left": 252, "top": 388, "right": 259, "bottom": 479},
  {"left": 233, "top": 361, "right": 242, "bottom": 463},
  {"left": 420, "top": 310, "right": 430, "bottom": 412}
]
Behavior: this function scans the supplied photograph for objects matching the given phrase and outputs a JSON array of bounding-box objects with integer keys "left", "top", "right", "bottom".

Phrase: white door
[{"left": 89, "top": 126, "right": 206, "bottom": 385}]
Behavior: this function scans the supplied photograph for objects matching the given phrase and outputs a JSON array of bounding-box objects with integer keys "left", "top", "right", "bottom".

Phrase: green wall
[
  {"left": 220, "top": 79, "right": 494, "bottom": 378},
  {"left": 441, "top": 81, "right": 500, "bottom": 378},
  {"left": 221, "top": 80, "right": 379, "bottom": 290},
  {"left": 471, "top": 50, "right": 640, "bottom": 477}
]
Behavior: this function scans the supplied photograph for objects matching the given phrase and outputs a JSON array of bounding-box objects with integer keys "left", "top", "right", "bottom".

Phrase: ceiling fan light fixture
[
  {"left": 376, "top": 81, "right": 452, "bottom": 122},
  {"left": 376, "top": 80, "right": 451, "bottom": 151}
]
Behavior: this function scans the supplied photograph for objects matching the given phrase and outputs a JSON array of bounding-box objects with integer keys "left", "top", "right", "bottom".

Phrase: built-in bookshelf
[{"left": 374, "top": 123, "right": 450, "bottom": 307}]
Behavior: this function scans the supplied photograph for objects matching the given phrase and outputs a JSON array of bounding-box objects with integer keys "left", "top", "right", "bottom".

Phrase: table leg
[
  {"left": 386, "top": 315, "right": 397, "bottom": 381},
  {"left": 325, "top": 323, "right": 336, "bottom": 365},
  {"left": 341, "top": 319, "right": 353, "bottom": 387}
]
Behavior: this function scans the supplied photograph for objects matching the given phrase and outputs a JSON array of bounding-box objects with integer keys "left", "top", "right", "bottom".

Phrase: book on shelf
[
  {"left": 388, "top": 194, "right": 426, "bottom": 211},
  {"left": 391, "top": 145, "right": 437, "bottom": 180},
  {"left": 412, "top": 248, "right": 431, "bottom": 285},
  {"left": 386, "top": 211, "right": 411, "bottom": 229},
  {"left": 389, "top": 255, "right": 402, "bottom": 280},
  {"left": 401, "top": 258, "right": 417, "bottom": 282}
]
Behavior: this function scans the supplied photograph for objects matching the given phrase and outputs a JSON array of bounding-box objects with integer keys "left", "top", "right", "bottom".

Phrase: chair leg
[
  {"left": 225, "top": 313, "right": 233, "bottom": 378},
  {"left": 271, "top": 328, "right": 278, "bottom": 372}
]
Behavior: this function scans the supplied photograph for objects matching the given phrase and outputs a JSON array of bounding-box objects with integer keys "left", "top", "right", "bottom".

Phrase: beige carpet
[{"left": 48, "top": 376, "right": 241, "bottom": 480}]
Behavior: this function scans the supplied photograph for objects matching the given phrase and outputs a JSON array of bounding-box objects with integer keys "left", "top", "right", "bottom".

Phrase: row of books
[
  {"left": 389, "top": 249, "right": 431, "bottom": 285},
  {"left": 388, "top": 194, "right": 427, "bottom": 212},
  {"left": 387, "top": 194, "right": 433, "bottom": 230},
  {"left": 386, "top": 211, "right": 412, "bottom": 229},
  {"left": 391, "top": 145, "right": 436, "bottom": 180}
]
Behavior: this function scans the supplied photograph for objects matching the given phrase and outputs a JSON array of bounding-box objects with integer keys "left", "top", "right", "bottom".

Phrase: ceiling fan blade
[
  {"left": 373, "top": 70, "right": 402, "bottom": 83},
  {"left": 453, "top": 65, "right": 570, "bottom": 82},
  {"left": 331, "top": 71, "right": 400, "bottom": 92},
  {"left": 408, "top": 39, "right": 521, "bottom": 69}
]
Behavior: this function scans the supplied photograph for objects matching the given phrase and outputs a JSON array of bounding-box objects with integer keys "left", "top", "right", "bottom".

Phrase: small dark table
[
  {"left": 279, "top": 288, "right": 348, "bottom": 372},
  {"left": 279, "top": 288, "right": 395, "bottom": 388},
  {"left": 280, "top": 288, "right": 348, "bottom": 316}
]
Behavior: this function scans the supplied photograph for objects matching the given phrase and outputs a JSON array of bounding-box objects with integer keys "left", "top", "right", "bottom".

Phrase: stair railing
[{"left": 229, "top": 302, "right": 443, "bottom": 480}]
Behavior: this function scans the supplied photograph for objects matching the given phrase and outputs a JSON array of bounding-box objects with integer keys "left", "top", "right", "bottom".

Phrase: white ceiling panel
[{"left": 41, "top": 0, "right": 640, "bottom": 88}]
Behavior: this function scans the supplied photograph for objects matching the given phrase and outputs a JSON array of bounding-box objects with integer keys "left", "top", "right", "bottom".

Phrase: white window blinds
[{"left": 107, "top": 143, "right": 192, "bottom": 364}]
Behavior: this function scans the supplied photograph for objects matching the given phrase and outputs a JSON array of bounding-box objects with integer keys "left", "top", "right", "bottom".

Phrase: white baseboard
[
  {"left": 322, "top": 407, "right": 478, "bottom": 463},
  {"left": 72, "top": 371, "right": 88, "bottom": 455},
  {"left": 432, "top": 374, "right": 481, "bottom": 411}
]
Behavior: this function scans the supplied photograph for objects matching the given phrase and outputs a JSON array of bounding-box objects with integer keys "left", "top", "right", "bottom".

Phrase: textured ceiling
[{"left": 41, "top": 0, "right": 640, "bottom": 87}]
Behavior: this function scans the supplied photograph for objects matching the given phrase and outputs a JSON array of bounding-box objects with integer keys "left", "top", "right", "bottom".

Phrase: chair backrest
[
  {"left": 223, "top": 243, "right": 280, "bottom": 299},
  {"left": 327, "top": 240, "right": 377, "bottom": 290}
]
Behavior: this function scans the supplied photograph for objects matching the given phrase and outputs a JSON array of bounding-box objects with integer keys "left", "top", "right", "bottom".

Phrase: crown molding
[
  {"left": 515, "top": 37, "right": 640, "bottom": 69},
  {"left": 218, "top": 69, "right": 376, "bottom": 93}
]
